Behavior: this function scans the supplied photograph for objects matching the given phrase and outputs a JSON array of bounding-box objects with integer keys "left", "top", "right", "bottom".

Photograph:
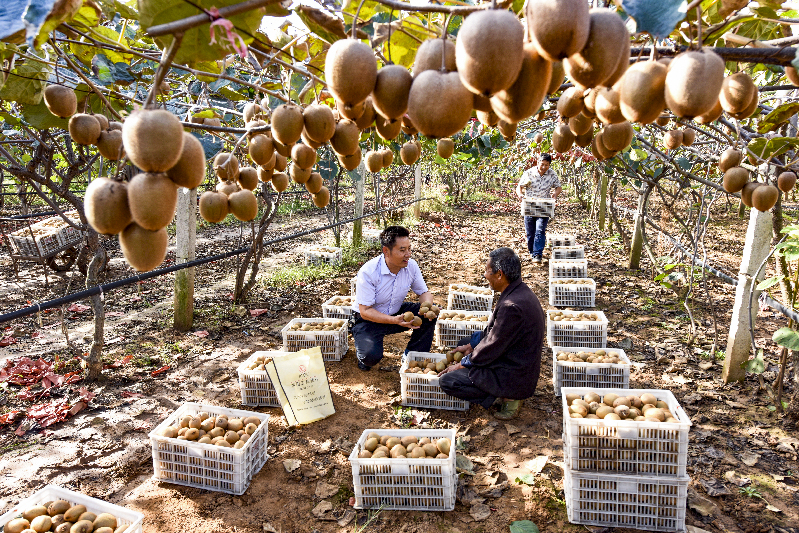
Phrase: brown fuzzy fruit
[
  {"left": 497, "top": 119, "right": 517, "bottom": 141},
  {"left": 122, "top": 109, "right": 184, "bottom": 172},
  {"left": 94, "top": 114, "right": 109, "bottom": 131},
  {"left": 729, "top": 88, "right": 759, "bottom": 120},
  {"left": 594, "top": 87, "right": 625, "bottom": 124},
  {"left": 248, "top": 134, "right": 275, "bottom": 165},
  {"left": 337, "top": 99, "right": 365, "bottom": 120},
  {"left": 602, "top": 36, "right": 630, "bottom": 88},
  {"left": 534, "top": 132, "right": 544, "bottom": 144},
  {"left": 365, "top": 151, "right": 383, "bottom": 172},
  {"left": 199, "top": 191, "right": 229, "bottom": 223},
  {"left": 656, "top": 115, "right": 670, "bottom": 126},
  {"left": 786, "top": 65, "right": 799, "bottom": 86},
  {"left": 437, "top": 138, "right": 455, "bottom": 159},
  {"left": 273, "top": 139, "right": 291, "bottom": 157},
  {"left": 372, "top": 65, "right": 412, "bottom": 120},
  {"left": 752, "top": 184, "right": 779, "bottom": 212},
  {"left": 473, "top": 94, "right": 492, "bottom": 112},
  {"left": 723, "top": 167, "right": 749, "bottom": 193},
  {"left": 312, "top": 186, "right": 330, "bottom": 208},
  {"left": 568, "top": 113, "right": 593, "bottom": 136},
  {"left": 338, "top": 150, "right": 362, "bottom": 171},
  {"left": 681, "top": 129, "right": 696, "bottom": 146},
  {"left": 330, "top": 119, "right": 361, "bottom": 155},
  {"left": 564, "top": 8, "right": 629, "bottom": 90},
  {"left": 301, "top": 130, "right": 324, "bottom": 150},
  {"left": 556, "top": 87, "right": 584, "bottom": 118},
  {"left": 120, "top": 223, "right": 167, "bottom": 272},
  {"left": 290, "top": 164, "right": 311, "bottom": 184},
  {"left": 548, "top": 61, "right": 565, "bottom": 94},
  {"left": 166, "top": 132, "right": 205, "bottom": 189},
  {"left": 243, "top": 102, "right": 261, "bottom": 122},
  {"left": 662, "top": 129, "right": 683, "bottom": 150},
  {"left": 228, "top": 189, "right": 258, "bottom": 221},
  {"left": 778, "top": 171, "right": 797, "bottom": 193},
  {"left": 413, "top": 39, "right": 457, "bottom": 77},
  {"left": 575, "top": 129, "right": 593, "bottom": 147},
  {"left": 325, "top": 39, "right": 377, "bottom": 106},
  {"left": 305, "top": 172, "right": 323, "bottom": 194},
  {"left": 619, "top": 60, "right": 667, "bottom": 124},
  {"left": 44, "top": 85, "right": 78, "bottom": 118},
  {"left": 69, "top": 114, "right": 101, "bottom": 145},
  {"left": 408, "top": 70, "right": 473, "bottom": 138},
  {"left": 96, "top": 130, "right": 125, "bottom": 160},
  {"left": 477, "top": 109, "right": 499, "bottom": 127},
  {"left": 601, "top": 121, "right": 634, "bottom": 152},
  {"left": 382, "top": 149, "right": 393, "bottom": 167},
  {"left": 741, "top": 182, "right": 761, "bottom": 207},
  {"left": 85, "top": 177, "right": 132, "bottom": 235},
  {"left": 375, "top": 116, "right": 401, "bottom": 141},
  {"left": 271, "top": 103, "right": 305, "bottom": 145},
  {"left": 214, "top": 152, "right": 240, "bottom": 181},
  {"left": 303, "top": 104, "right": 335, "bottom": 143},
  {"left": 274, "top": 153, "right": 288, "bottom": 172},
  {"left": 552, "top": 123, "right": 575, "bottom": 153},
  {"left": 696, "top": 99, "right": 723, "bottom": 124},
  {"left": 291, "top": 143, "right": 317, "bottom": 169},
  {"left": 401, "top": 114, "right": 418, "bottom": 135},
  {"left": 400, "top": 142, "right": 420, "bottom": 165},
  {"left": 355, "top": 97, "right": 377, "bottom": 130},
  {"left": 257, "top": 166, "right": 274, "bottom": 182},
  {"left": 92, "top": 514, "right": 117, "bottom": 530},
  {"left": 127, "top": 172, "right": 178, "bottom": 230},
  {"left": 217, "top": 180, "right": 239, "bottom": 196},
  {"left": 237, "top": 167, "right": 258, "bottom": 190},
  {"left": 490, "top": 42, "right": 552, "bottom": 124},
  {"left": 720, "top": 72, "right": 757, "bottom": 114},
  {"left": 665, "top": 50, "right": 725, "bottom": 118},
  {"left": 526, "top": 0, "right": 590, "bottom": 62},
  {"left": 271, "top": 172, "right": 289, "bottom": 192},
  {"left": 719, "top": 148, "right": 743, "bottom": 172}
]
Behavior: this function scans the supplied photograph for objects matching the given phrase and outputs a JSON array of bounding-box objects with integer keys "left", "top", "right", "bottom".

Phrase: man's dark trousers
[
  {"left": 439, "top": 331, "right": 496, "bottom": 408},
  {"left": 351, "top": 302, "right": 436, "bottom": 367}
]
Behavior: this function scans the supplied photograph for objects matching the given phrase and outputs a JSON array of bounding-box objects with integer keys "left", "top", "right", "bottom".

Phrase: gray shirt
[{"left": 518, "top": 167, "right": 561, "bottom": 198}]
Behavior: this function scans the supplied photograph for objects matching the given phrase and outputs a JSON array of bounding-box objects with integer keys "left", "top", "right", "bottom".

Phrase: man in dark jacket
[{"left": 439, "top": 247, "right": 545, "bottom": 420}]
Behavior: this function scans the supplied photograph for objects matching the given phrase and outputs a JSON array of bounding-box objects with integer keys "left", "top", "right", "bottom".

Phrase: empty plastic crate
[
  {"left": 434, "top": 311, "right": 490, "bottom": 348},
  {"left": 561, "top": 387, "right": 690, "bottom": 477},
  {"left": 552, "top": 347, "right": 630, "bottom": 396},
  {"left": 322, "top": 295, "right": 355, "bottom": 321},
  {"left": 149, "top": 402, "right": 269, "bottom": 495},
  {"left": 549, "top": 278, "right": 596, "bottom": 307},
  {"left": 400, "top": 352, "right": 469, "bottom": 411},
  {"left": 446, "top": 283, "right": 493, "bottom": 312},
  {"left": 547, "top": 233, "right": 576, "bottom": 247},
  {"left": 521, "top": 197, "right": 555, "bottom": 217},
  {"left": 304, "top": 246, "right": 342, "bottom": 266},
  {"left": 350, "top": 276, "right": 357, "bottom": 298},
  {"left": 547, "top": 310, "right": 607, "bottom": 348},
  {"left": 237, "top": 351, "right": 291, "bottom": 407},
  {"left": 0, "top": 485, "right": 144, "bottom": 533},
  {"left": 281, "top": 317, "right": 349, "bottom": 361},
  {"left": 348, "top": 428, "right": 457, "bottom": 511},
  {"left": 565, "top": 469, "right": 689, "bottom": 532},
  {"left": 552, "top": 245, "right": 585, "bottom": 259},
  {"left": 550, "top": 259, "right": 588, "bottom": 279}
]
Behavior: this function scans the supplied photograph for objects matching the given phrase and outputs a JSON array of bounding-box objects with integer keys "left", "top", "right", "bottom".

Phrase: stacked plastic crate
[{"left": 548, "top": 234, "right": 594, "bottom": 309}]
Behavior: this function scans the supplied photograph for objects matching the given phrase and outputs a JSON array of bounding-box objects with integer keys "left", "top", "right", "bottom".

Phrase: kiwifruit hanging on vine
[
  {"left": 601, "top": 121, "right": 634, "bottom": 152},
  {"left": 259, "top": 150, "right": 277, "bottom": 171},
  {"left": 473, "top": 94, "right": 492, "bottom": 112},
  {"left": 662, "top": 129, "right": 683, "bottom": 150},
  {"left": 729, "top": 88, "right": 759, "bottom": 120},
  {"left": 568, "top": 113, "right": 593, "bottom": 136},
  {"left": 723, "top": 166, "right": 749, "bottom": 193},
  {"left": 93, "top": 114, "right": 110, "bottom": 131},
  {"left": 741, "top": 181, "right": 761, "bottom": 207},
  {"left": 594, "top": 87, "right": 625, "bottom": 124},
  {"left": 719, "top": 148, "right": 742, "bottom": 172},
  {"left": 552, "top": 122, "right": 575, "bottom": 152},
  {"left": 108, "top": 121, "right": 123, "bottom": 131},
  {"left": 214, "top": 152, "right": 240, "bottom": 181},
  {"left": 477, "top": 109, "right": 499, "bottom": 127},
  {"left": 274, "top": 153, "right": 288, "bottom": 172},
  {"left": 365, "top": 150, "right": 383, "bottom": 172},
  {"left": 556, "top": 87, "right": 584, "bottom": 118},
  {"left": 382, "top": 149, "right": 394, "bottom": 167},
  {"left": 301, "top": 130, "right": 324, "bottom": 149},
  {"left": 96, "top": 130, "right": 125, "bottom": 160},
  {"left": 290, "top": 163, "right": 312, "bottom": 184},
  {"left": 490, "top": 42, "right": 553, "bottom": 124},
  {"left": 590, "top": 133, "right": 608, "bottom": 160},
  {"left": 270, "top": 172, "right": 289, "bottom": 192},
  {"left": 372, "top": 65, "right": 413, "bottom": 120},
  {"left": 695, "top": 98, "right": 723, "bottom": 124},
  {"left": 228, "top": 189, "right": 258, "bottom": 221},
  {"left": 564, "top": 8, "right": 629, "bottom": 90},
  {"left": 437, "top": 138, "right": 455, "bottom": 159},
  {"left": 681, "top": 128, "right": 696, "bottom": 146},
  {"left": 312, "top": 186, "right": 330, "bottom": 207},
  {"left": 257, "top": 166, "right": 274, "bottom": 182},
  {"left": 302, "top": 104, "right": 335, "bottom": 143},
  {"left": 127, "top": 172, "right": 178, "bottom": 230},
  {"left": 401, "top": 114, "right": 418, "bottom": 135},
  {"left": 408, "top": 71, "right": 473, "bottom": 138},
  {"left": 582, "top": 88, "right": 599, "bottom": 118},
  {"left": 237, "top": 167, "right": 258, "bottom": 190},
  {"left": 122, "top": 109, "right": 184, "bottom": 171},
  {"left": 305, "top": 172, "right": 323, "bottom": 194},
  {"left": 752, "top": 184, "right": 779, "bottom": 212},
  {"left": 412, "top": 38, "right": 457, "bottom": 77},
  {"left": 325, "top": 39, "right": 377, "bottom": 107},
  {"left": 216, "top": 180, "right": 239, "bottom": 197},
  {"left": 199, "top": 191, "right": 229, "bottom": 223},
  {"left": 337, "top": 98, "right": 365, "bottom": 120},
  {"left": 575, "top": 129, "right": 593, "bottom": 147},
  {"left": 338, "top": 150, "right": 362, "bottom": 170},
  {"left": 271, "top": 103, "right": 304, "bottom": 145},
  {"left": 248, "top": 134, "right": 275, "bottom": 165},
  {"left": 330, "top": 119, "right": 361, "bottom": 155},
  {"left": 456, "top": 9, "right": 525, "bottom": 96},
  {"left": 274, "top": 139, "right": 294, "bottom": 158},
  {"left": 69, "top": 114, "right": 101, "bottom": 145},
  {"left": 664, "top": 49, "right": 725, "bottom": 118},
  {"left": 720, "top": 72, "right": 756, "bottom": 114},
  {"left": 547, "top": 62, "right": 565, "bottom": 94},
  {"left": 44, "top": 85, "right": 78, "bottom": 118},
  {"left": 786, "top": 66, "right": 799, "bottom": 86},
  {"left": 778, "top": 171, "right": 797, "bottom": 193},
  {"left": 656, "top": 115, "right": 670, "bottom": 126},
  {"left": 291, "top": 143, "right": 317, "bottom": 169},
  {"left": 526, "top": 0, "right": 590, "bottom": 62},
  {"left": 618, "top": 61, "right": 667, "bottom": 124},
  {"left": 243, "top": 102, "right": 262, "bottom": 122},
  {"left": 602, "top": 36, "right": 630, "bottom": 88},
  {"left": 352, "top": 97, "right": 375, "bottom": 130},
  {"left": 400, "top": 142, "right": 420, "bottom": 165},
  {"left": 375, "top": 115, "right": 401, "bottom": 141},
  {"left": 120, "top": 223, "right": 167, "bottom": 272},
  {"left": 166, "top": 132, "right": 205, "bottom": 189},
  {"left": 497, "top": 119, "right": 517, "bottom": 141},
  {"left": 85, "top": 177, "right": 131, "bottom": 235}
]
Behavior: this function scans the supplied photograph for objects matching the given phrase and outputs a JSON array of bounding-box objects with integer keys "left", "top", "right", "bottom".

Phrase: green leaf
[
  {"left": 757, "top": 102, "right": 799, "bottom": 134},
  {"left": 748, "top": 136, "right": 799, "bottom": 161},
  {"left": 511, "top": 0, "right": 525, "bottom": 14},
  {"left": 295, "top": 5, "right": 346, "bottom": 44},
  {"left": 773, "top": 327, "right": 799, "bottom": 350},
  {"left": 756, "top": 274, "right": 784, "bottom": 291},
  {"left": 515, "top": 474, "right": 536, "bottom": 485},
  {"left": 509, "top": 521, "right": 540, "bottom": 533},
  {"left": 21, "top": 100, "right": 69, "bottom": 130},
  {"left": 744, "top": 350, "right": 766, "bottom": 374},
  {"left": 0, "top": 59, "right": 50, "bottom": 104}
]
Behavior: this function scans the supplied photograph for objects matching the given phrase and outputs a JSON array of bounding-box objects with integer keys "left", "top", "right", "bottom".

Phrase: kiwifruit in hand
[
  {"left": 325, "top": 39, "right": 377, "bottom": 107},
  {"left": 248, "top": 134, "right": 275, "bottom": 166},
  {"left": 408, "top": 70, "right": 473, "bottom": 138},
  {"left": 601, "top": 121, "right": 633, "bottom": 152},
  {"left": 526, "top": 0, "right": 590, "bottom": 62},
  {"left": 410, "top": 316, "right": 422, "bottom": 327},
  {"left": 214, "top": 152, "right": 240, "bottom": 181},
  {"left": 338, "top": 151, "right": 361, "bottom": 171},
  {"left": 166, "top": 132, "right": 206, "bottom": 189},
  {"left": 365, "top": 151, "right": 383, "bottom": 172},
  {"left": 228, "top": 189, "right": 258, "bottom": 221},
  {"left": 490, "top": 43, "right": 552, "bottom": 124},
  {"left": 778, "top": 171, "right": 797, "bottom": 193},
  {"left": 720, "top": 72, "right": 756, "bottom": 114},
  {"left": 548, "top": 61, "right": 565, "bottom": 94},
  {"left": 271, "top": 103, "right": 305, "bottom": 145},
  {"left": 305, "top": 172, "right": 323, "bottom": 194},
  {"left": 722, "top": 167, "right": 748, "bottom": 193},
  {"left": 662, "top": 129, "right": 683, "bottom": 150},
  {"left": 69, "top": 114, "right": 101, "bottom": 145},
  {"left": 127, "top": 173, "right": 178, "bottom": 230},
  {"left": 63, "top": 506, "right": 87, "bottom": 523},
  {"left": 437, "top": 138, "right": 455, "bottom": 159},
  {"left": 120, "top": 223, "right": 167, "bottom": 271},
  {"left": 330, "top": 119, "right": 360, "bottom": 155},
  {"left": 719, "top": 148, "right": 742, "bottom": 172},
  {"left": 568, "top": 113, "right": 593, "bottom": 136},
  {"left": 303, "top": 105, "right": 335, "bottom": 143},
  {"left": 312, "top": 186, "right": 330, "bottom": 207},
  {"left": 372, "top": 65, "right": 412, "bottom": 120},
  {"left": 497, "top": 119, "right": 517, "bottom": 141},
  {"left": 85, "top": 177, "right": 132, "bottom": 235},
  {"left": 237, "top": 167, "right": 258, "bottom": 191},
  {"left": 49, "top": 501, "right": 71, "bottom": 516},
  {"left": 594, "top": 87, "right": 625, "bottom": 125},
  {"left": 375, "top": 115, "right": 401, "bottom": 141},
  {"left": 400, "top": 142, "right": 420, "bottom": 165},
  {"left": 122, "top": 109, "right": 184, "bottom": 172},
  {"left": 413, "top": 38, "right": 457, "bottom": 77},
  {"left": 681, "top": 128, "right": 696, "bottom": 146},
  {"left": 96, "top": 130, "right": 124, "bottom": 160},
  {"left": 5, "top": 518, "right": 30, "bottom": 533},
  {"left": 556, "top": 87, "right": 584, "bottom": 118},
  {"left": 552, "top": 123, "right": 575, "bottom": 153},
  {"left": 44, "top": 85, "right": 78, "bottom": 118},
  {"left": 664, "top": 50, "right": 725, "bottom": 118},
  {"left": 564, "top": 8, "right": 629, "bottom": 90},
  {"left": 752, "top": 184, "right": 779, "bottom": 212},
  {"left": 355, "top": 97, "right": 377, "bottom": 130}
]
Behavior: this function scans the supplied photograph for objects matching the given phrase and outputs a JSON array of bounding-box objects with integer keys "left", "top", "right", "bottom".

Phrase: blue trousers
[
  {"left": 351, "top": 302, "right": 436, "bottom": 367},
  {"left": 524, "top": 216, "right": 549, "bottom": 257}
]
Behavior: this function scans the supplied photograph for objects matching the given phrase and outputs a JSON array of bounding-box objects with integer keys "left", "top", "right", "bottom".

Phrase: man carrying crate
[
  {"left": 352, "top": 226, "right": 437, "bottom": 371},
  {"left": 438, "top": 248, "right": 545, "bottom": 420},
  {"left": 515, "top": 153, "right": 562, "bottom": 264}
]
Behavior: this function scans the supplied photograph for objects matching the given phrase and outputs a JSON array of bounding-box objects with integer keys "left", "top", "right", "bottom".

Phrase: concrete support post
[
  {"left": 352, "top": 157, "right": 365, "bottom": 246},
  {"left": 413, "top": 164, "right": 422, "bottom": 219},
  {"left": 723, "top": 208, "right": 773, "bottom": 382},
  {"left": 173, "top": 187, "right": 196, "bottom": 331}
]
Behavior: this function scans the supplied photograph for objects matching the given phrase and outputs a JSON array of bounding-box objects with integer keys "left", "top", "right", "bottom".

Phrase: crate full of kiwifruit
[
  {"left": 321, "top": 295, "right": 355, "bottom": 321},
  {"left": 546, "top": 310, "right": 607, "bottom": 348},
  {"left": 521, "top": 197, "right": 555, "bottom": 217},
  {"left": 434, "top": 310, "right": 490, "bottom": 348},
  {"left": 149, "top": 402, "right": 269, "bottom": 495},
  {"left": 549, "top": 278, "right": 596, "bottom": 308},
  {"left": 549, "top": 258, "right": 588, "bottom": 279},
  {"left": 446, "top": 283, "right": 494, "bottom": 312},
  {"left": 348, "top": 428, "right": 457, "bottom": 511},
  {"left": 561, "top": 388, "right": 691, "bottom": 478},
  {"left": 0, "top": 484, "right": 144, "bottom": 533},
  {"left": 400, "top": 352, "right": 469, "bottom": 411},
  {"left": 552, "top": 347, "right": 630, "bottom": 396},
  {"left": 552, "top": 245, "right": 585, "bottom": 260},
  {"left": 547, "top": 233, "right": 576, "bottom": 247},
  {"left": 281, "top": 317, "right": 348, "bottom": 362},
  {"left": 236, "top": 351, "right": 289, "bottom": 407}
]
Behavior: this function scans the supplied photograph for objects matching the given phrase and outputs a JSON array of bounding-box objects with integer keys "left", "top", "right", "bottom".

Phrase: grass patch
[{"left": 262, "top": 241, "right": 380, "bottom": 289}]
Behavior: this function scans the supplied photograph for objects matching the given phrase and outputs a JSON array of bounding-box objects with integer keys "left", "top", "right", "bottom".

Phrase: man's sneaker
[
  {"left": 357, "top": 360, "right": 371, "bottom": 371},
  {"left": 493, "top": 399, "right": 521, "bottom": 420},
  {"left": 533, "top": 256, "right": 543, "bottom": 265}
]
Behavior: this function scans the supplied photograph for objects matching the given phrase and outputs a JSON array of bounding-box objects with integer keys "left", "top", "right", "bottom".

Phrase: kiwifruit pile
[
  {"left": 549, "top": 310, "right": 601, "bottom": 322},
  {"left": 438, "top": 311, "right": 488, "bottom": 322},
  {"left": 555, "top": 349, "right": 625, "bottom": 364},
  {"left": 405, "top": 350, "right": 465, "bottom": 375},
  {"left": 288, "top": 319, "right": 346, "bottom": 331},
  {"left": 356, "top": 434, "right": 451, "bottom": 459},
  {"left": 328, "top": 296, "right": 353, "bottom": 306},
  {"left": 565, "top": 392, "right": 680, "bottom": 423},
  {"left": 550, "top": 279, "right": 593, "bottom": 285},
  {"left": 308, "top": 246, "right": 339, "bottom": 254},
  {"left": 245, "top": 353, "right": 273, "bottom": 371},
  {"left": 451, "top": 284, "right": 492, "bottom": 295},
  {"left": 400, "top": 303, "right": 440, "bottom": 327},
  {"left": 158, "top": 412, "right": 262, "bottom": 448},
  {"left": 4, "top": 502, "right": 127, "bottom": 533}
]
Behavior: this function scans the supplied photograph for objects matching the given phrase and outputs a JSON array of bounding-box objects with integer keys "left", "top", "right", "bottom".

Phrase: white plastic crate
[
  {"left": 521, "top": 197, "right": 555, "bottom": 217},
  {"left": 281, "top": 317, "right": 349, "bottom": 362},
  {"left": 148, "top": 402, "right": 269, "bottom": 495},
  {"left": 236, "top": 351, "right": 291, "bottom": 407},
  {"left": 9, "top": 225, "right": 61, "bottom": 256},
  {"left": 565, "top": 469, "right": 689, "bottom": 532},
  {"left": 549, "top": 278, "right": 596, "bottom": 307},
  {"left": 547, "top": 310, "right": 607, "bottom": 348},
  {"left": 0, "top": 485, "right": 144, "bottom": 533},
  {"left": 350, "top": 276, "right": 357, "bottom": 298},
  {"left": 446, "top": 284, "right": 493, "bottom": 312},
  {"left": 547, "top": 233, "right": 576, "bottom": 247},
  {"left": 434, "top": 310, "right": 491, "bottom": 348},
  {"left": 561, "top": 388, "right": 690, "bottom": 477},
  {"left": 552, "top": 245, "right": 585, "bottom": 259},
  {"left": 400, "top": 352, "right": 469, "bottom": 411},
  {"left": 304, "top": 246, "right": 342, "bottom": 266},
  {"left": 322, "top": 295, "right": 355, "bottom": 321},
  {"left": 348, "top": 428, "right": 457, "bottom": 511},
  {"left": 550, "top": 259, "right": 588, "bottom": 279},
  {"left": 552, "top": 347, "right": 630, "bottom": 396}
]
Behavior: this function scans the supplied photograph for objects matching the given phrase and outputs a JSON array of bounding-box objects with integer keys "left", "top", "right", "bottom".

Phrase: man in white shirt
[
  {"left": 515, "top": 153, "right": 561, "bottom": 264},
  {"left": 352, "top": 226, "right": 436, "bottom": 371}
]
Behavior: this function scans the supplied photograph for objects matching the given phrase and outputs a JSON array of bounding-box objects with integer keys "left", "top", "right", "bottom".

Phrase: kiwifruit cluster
[
  {"left": 438, "top": 311, "right": 488, "bottom": 322},
  {"left": 308, "top": 246, "right": 339, "bottom": 254},
  {"left": 401, "top": 303, "right": 440, "bottom": 327},
  {"left": 550, "top": 279, "right": 593, "bottom": 285},
  {"left": 405, "top": 351, "right": 464, "bottom": 375},
  {"left": 565, "top": 392, "right": 680, "bottom": 423},
  {"left": 288, "top": 319, "right": 346, "bottom": 331},
  {"left": 356, "top": 434, "right": 451, "bottom": 459},
  {"left": 245, "top": 353, "right": 273, "bottom": 371},
  {"left": 327, "top": 296, "right": 353, "bottom": 306},
  {"left": 549, "top": 310, "right": 601, "bottom": 322},
  {"left": 364, "top": 148, "right": 395, "bottom": 172},
  {"left": 4, "top": 502, "right": 127, "bottom": 533},
  {"left": 451, "top": 284, "right": 492, "bottom": 295},
  {"left": 718, "top": 146, "right": 782, "bottom": 212},
  {"left": 158, "top": 412, "right": 262, "bottom": 448},
  {"left": 200, "top": 152, "right": 259, "bottom": 223},
  {"left": 556, "top": 349, "right": 625, "bottom": 364}
]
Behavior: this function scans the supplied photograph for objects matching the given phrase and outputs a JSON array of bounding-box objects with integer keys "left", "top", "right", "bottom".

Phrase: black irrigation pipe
[
  {"left": 1, "top": 211, "right": 61, "bottom": 221},
  {"left": 0, "top": 196, "right": 431, "bottom": 324}
]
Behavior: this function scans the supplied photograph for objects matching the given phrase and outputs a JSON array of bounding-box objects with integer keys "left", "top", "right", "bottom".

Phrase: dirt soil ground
[{"left": 1, "top": 194, "right": 798, "bottom": 533}]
